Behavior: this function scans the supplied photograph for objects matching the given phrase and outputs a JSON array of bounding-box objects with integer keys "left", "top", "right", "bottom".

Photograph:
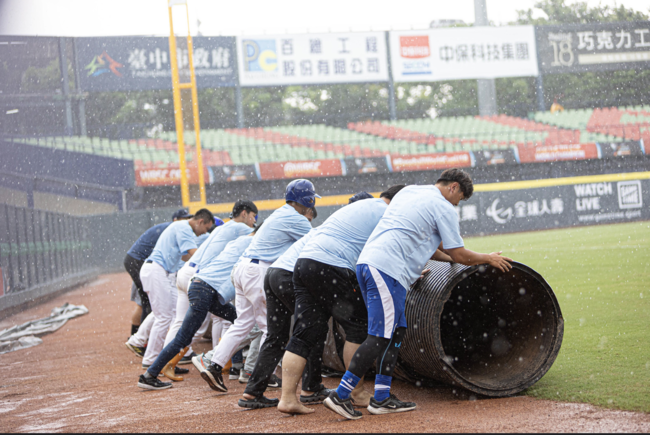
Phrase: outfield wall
[{"left": 1, "top": 173, "right": 648, "bottom": 310}]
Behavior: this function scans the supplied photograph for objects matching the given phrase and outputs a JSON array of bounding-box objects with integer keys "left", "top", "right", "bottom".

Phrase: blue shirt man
[
  {"left": 271, "top": 229, "right": 316, "bottom": 272},
  {"left": 242, "top": 204, "right": 312, "bottom": 263},
  {"left": 128, "top": 223, "right": 172, "bottom": 261},
  {"left": 196, "top": 235, "right": 254, "bottom": 305},
  {"left": 299, "top": 198, "right": 388, "bottom": 271},
  {"left": 192, "top": 221, "right": 254, "bottom": 270},
  {"left": 148, "top": 220, "right": 201, "bottom": 273},
  {"left": 358, "top": 185, "right": 464, "bottom": 291},
  {"left": 327, "top": 169, "right": 512, "bottom": 420}
]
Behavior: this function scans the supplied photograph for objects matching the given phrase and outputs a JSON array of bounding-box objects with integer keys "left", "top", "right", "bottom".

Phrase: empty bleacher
[{"left": 6, "top": 105, "right": 646, "bottom": 174}]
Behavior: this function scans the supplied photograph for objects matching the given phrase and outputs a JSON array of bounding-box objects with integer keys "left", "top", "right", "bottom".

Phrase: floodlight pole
[
  {"left": 167, "top": 0, "right": 207, "bottom": 211},
  {"left": 474, "top": 0, "right": 497, "bottom": 116}
]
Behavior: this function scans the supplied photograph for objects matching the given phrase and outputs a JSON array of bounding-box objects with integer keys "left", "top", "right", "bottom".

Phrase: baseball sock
[
  {"left": 374, "top": 374, "right": 392, "bottom": 402},
  {"left": 131, "top": 324, "right": 139, "bottom": 335},
  {"left": 335, "top": 371, "right": 361, "bottom": 400}
]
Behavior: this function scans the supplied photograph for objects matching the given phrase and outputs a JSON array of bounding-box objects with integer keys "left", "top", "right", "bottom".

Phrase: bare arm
[
  {"left": 181, "top": 248, "right": 197, "bottom": 262},
  {"left": 432, "top": 249, "right": 453, "bottom": 263},
  {"left": 446, "top": 247, "right": 513, "bottom": 272}
]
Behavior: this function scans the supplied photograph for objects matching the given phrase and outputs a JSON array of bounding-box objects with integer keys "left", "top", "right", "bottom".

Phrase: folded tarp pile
[{"left": 0, "top": 303, "right": 89, "bottom": 354}]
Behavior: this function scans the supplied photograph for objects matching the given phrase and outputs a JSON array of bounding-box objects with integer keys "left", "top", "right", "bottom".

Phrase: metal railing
[{"left": 0, "top": 204, "right": 92, "bottom": 295}]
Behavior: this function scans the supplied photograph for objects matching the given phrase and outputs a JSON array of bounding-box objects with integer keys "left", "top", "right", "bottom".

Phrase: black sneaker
[
  {"left": 175, "top": 367, "right": 189, "bottom": 375},
  {"left": 323, "top": 391, "right": 362, "bottom": 420},
  {"left": 238, "top": 395, "right": 279, "bottom": 409},
  {"left": 321, "top": 367, "right": 344, "bottom": 378},
  {"left": 200, "top": 363, "right": 228, "bottom": 392},
  {"left": 367, "top": 394, "right": 417, "bottom": 415},
  {"left": 229, "top": 366, "right": 240, "bottom": 380},
  {"left": 178, "top": 352, "right": 196, "bottom": 365},
  {"left": 125, "top": 342, "right": 145, "bottom": 358},
  {"left": 137, "top": 374, "right": 172, "bottom": 390},
  {"left": 267, "top": 374, "right": 282, "bottom": 389},
  {"left": 300, "top": 384, "right": 334, "bottom": 404}
]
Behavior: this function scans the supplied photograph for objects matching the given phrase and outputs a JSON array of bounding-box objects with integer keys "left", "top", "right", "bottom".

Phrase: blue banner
[{"left": 75, "top": 36, "right": 237, "bottom": 92}]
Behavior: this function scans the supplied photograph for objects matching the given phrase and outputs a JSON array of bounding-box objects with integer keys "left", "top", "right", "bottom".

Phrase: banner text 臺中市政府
[
  {"left": 388, "top": 26, "right": 539, "bottom": 82},
  {"left": 455, "top": 178, "right": 648, "bottom": 237},
  {"left": 535, "top": 21, "right": 650, "bottom": 74},
  {"left": 75, "top": 36, "right": 237, "bottom": 92},
  {"left": 236, "top": 32, "right": 389, "bottom": 86}
]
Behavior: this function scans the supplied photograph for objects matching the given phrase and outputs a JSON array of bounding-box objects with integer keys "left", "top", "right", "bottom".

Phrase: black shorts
[{"left": 285, "top": 258, "right": 368, "bottom": 360}]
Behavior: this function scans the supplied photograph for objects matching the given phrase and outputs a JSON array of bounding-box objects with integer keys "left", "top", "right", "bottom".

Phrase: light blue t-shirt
[
  {"left": 300, "top": 198, "right": 388, "bottom": 271},
  {"left": 191, "top": 221, "right": 253, "bottom": 269},
  {"left": 271, "top": 229, "right": 316, "bottom": 273},
  {"left": 358, "top": 185, "right": 464, "bottom": 290},
  {"left": 195, "top": 235, "right": 254, "bottom": 304},
  {"left": 242, "top": 204, "right": 312, "bottom": 263},
  {"left": 148, "top": 220, "right": 199, "bottom": 273}
]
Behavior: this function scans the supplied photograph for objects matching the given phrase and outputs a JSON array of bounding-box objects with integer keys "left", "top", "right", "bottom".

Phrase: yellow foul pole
[{"left": 167, "top": 0, "right": 206, "bottom": 210}]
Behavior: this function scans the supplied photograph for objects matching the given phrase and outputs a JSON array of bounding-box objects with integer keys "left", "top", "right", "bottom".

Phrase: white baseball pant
[
  {"left": 210, "top": 258, "right": 269, "bottom": 368},
  {"left": 127, "top": 311, "right": 155, "bottom": 347},
  {"left": 140, "top": 261, "right": 177, "bottom": 366}
]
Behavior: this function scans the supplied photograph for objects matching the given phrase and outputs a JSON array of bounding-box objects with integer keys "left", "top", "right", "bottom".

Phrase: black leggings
[
  {"left": 348, "top": 327, "right": 407, "bottom": 379},
  {"left": 245, "top": 268, "right": 323, "bottom": 397},
  {"left": 123, "top": 254, "right": 151, "bottom": 322}
]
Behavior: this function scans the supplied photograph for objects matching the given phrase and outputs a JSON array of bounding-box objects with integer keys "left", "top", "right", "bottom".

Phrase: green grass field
[{"left": 464, "top": 221, "right": 650, "bottom": 413}]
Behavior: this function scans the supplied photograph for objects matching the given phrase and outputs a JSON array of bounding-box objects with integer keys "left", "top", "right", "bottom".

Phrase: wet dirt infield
[{"left": 1, "top": 272, "right": 649, "bottom": 433}]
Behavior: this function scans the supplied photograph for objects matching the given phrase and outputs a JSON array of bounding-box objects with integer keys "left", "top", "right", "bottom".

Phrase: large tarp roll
[{"left": 397, "top": 260, "right": 563, "bottom": 397}]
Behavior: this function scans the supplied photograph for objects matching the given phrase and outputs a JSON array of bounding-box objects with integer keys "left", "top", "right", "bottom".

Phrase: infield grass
[{"left": 464, "top": 221, "right": 650, "bottom": 413}]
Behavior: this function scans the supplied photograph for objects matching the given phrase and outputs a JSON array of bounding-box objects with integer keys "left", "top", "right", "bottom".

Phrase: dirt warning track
[{"left": 1, "top": 273, "right": 649, "bottom": 433}]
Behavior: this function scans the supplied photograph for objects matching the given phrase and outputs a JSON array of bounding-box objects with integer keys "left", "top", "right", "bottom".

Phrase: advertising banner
[
  {"left": 236, "top": 32, "right": 388, "bottom": 86},
  {"left": 536, "top": 21, "right": 650, "bottom": 74},
  {"left": 389, "top": 152, "right": 473, "bottom": 172},
  {"left": 473, "top": 148, "right": 520, "bottom": 166},
  {"left": 134, "top": 165, "right": 208, "bottom": 186},
  {"left": 517, "top": 143, "right": 601, "bottom": 163},
  {"left": 75, "top": 36, "right": 237, "bottom": 92},
  {"left": 597, "top": 141, "right": 644, "bottom": 158},
  {"left": 343, "top": 156, "right": 391, "bottom": 175},
  {"left": 458, "top": 178, "right": 649, "bottom": 236},
  {"left": 389, "top": 26, "right": 539, "bottom": 82},
  {"left": 209, "top": 165, "right": 258, "bottom": 183},
  {"left": 256, "top": 159, "right": 344, "bottom": 180}
]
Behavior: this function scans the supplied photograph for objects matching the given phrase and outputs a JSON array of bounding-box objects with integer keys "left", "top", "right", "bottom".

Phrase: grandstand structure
[{"left": 8, "top": 106, "right": 650, "bottom": 171}]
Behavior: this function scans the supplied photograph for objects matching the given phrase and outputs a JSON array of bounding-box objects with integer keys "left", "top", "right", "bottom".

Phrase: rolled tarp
[{"left": 396, "top": 260, "right": 563, "bottom": 397}]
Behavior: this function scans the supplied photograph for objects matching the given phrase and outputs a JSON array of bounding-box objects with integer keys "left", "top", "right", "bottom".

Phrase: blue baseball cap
[
  {"left": 172, "top": 209, "right": 193, "bottom": 220},
  {"left": 214, "top": 217, "right": 225, "bottom": 227},
  {"left": 348, "top": 191, "right": 374, "bottom": 204}
]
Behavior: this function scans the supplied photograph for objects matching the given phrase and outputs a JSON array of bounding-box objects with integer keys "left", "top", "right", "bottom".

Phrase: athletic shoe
[
  {"left": 178, "top": 352, "right": 196, "bottom": 365},
  {"left": 321, "top": 367, "right": 344, "bottom": 378},
  {"left": 300, "top": 384, "right": 334, "bottom": 404},
  {"left": 191, "top": 353, "right": 211, "bottom": 372},
  {"left": 229, "top": 367, "right": 241, "bottom": 380},
  {"left": 125, "top": 342, "right": 145, "bottom": 358},
  {"left": 238, "top": 370, "right": 251, "bottom": 384},
  {"left": 137, "top": 374, "right": 172, "bottom": 390},
  {"left": 323, "top": 391, "right": 362, "bottom": 420},
  {"left": 237, "top": 395, "right": 279, "bottom": 409},
  {"left": 267, "top": 374, "right": 282, "bottom": 389},
  {"left": 367, "top": 394, "right": 417, "bottom": 415},
  {"left": 200, "top": 363, "right": 228, "bottom": 392},
  {"left": 175, "top": 367, "right": 189, "bottom": 375}
]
